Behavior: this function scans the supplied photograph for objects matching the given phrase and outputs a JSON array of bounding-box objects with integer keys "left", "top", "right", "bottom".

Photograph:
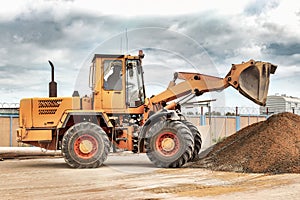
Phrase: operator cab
[{"left": 90, "top": 51, "right": 146, "bottom": 112}]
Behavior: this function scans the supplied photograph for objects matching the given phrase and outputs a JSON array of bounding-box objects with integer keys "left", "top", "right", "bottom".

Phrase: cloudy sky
[{"left": 0, "top": 0, "right": 300, "bottom": 110}]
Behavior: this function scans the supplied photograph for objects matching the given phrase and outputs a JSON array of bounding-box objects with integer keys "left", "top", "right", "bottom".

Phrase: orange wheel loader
[{"left": 17, "top": 50, "right": 277, "bottom": 168}]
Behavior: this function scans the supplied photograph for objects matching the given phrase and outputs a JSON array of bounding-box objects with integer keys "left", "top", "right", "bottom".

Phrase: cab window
[
  {"left": 103, "top": 60, "right": 122, "bottom": 90},
  {"left": 126, "top": 60, "right": 145, "bottom": 107}
]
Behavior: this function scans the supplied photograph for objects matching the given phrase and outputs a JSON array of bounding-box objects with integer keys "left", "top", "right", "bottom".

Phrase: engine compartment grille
[{"left": 38, "top": 99, "right": 62, "bottom": 115}]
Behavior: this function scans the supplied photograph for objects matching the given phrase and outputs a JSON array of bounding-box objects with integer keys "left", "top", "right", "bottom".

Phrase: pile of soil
[{"left": 187, "top": 112, "right": 300, "bottom": 174}]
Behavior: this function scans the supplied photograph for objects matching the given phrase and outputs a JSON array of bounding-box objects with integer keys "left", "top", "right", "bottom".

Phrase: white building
[{"left": 260, "top": 94, "right": 300, "bottom": 115}]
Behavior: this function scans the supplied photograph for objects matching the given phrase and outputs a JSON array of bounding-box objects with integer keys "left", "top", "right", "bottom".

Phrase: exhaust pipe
[{"left": 48, "top": 60, "right": 57, "bottom": 97}]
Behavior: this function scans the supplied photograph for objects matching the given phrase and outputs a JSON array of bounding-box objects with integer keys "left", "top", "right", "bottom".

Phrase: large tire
[
  {"left": 183, "top": 121, "right": 202, "bottom": 162},
  {"left": 145, "top": 120, "right": 194, "bottom": 168},
  {"left": 62, "top": 122, "right": 110, "bottom": 168}
]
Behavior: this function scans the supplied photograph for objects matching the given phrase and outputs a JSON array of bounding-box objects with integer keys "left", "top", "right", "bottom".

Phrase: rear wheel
[
  {"left": 145, "top": 120, "right": 194, "bottom": 168},
  {"left": 62, "top": 122, "right": 110, "bottom": 168},
  {"left": 183, "top": 121, "right": 202, "bottom": 162}
]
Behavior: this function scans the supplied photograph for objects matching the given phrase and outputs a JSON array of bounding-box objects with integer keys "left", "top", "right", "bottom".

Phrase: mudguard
[{"left": 139, "top": 109, "right": 185, "bottom": 140}]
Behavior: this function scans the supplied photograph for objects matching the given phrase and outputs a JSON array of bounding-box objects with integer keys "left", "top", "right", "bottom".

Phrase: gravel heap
[{"left": 187, "top": 112, "right": 300, "bottom": 174}]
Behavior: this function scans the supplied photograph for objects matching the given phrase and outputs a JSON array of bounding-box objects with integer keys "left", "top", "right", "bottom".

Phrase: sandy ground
[
  {"left": 1, "top": 152, "right": 300, "bottom": 200},
  {"left": 0, "top": 153, "right": 300, "bottom": 200}
]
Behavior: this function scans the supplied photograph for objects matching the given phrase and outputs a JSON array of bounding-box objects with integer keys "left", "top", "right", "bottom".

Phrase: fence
[
  {"left": 0, "top": 115, "right": 19, "bottom": 147},
  {"left": 1, "top": 110, "right": 266, "bottom": 148},
  {"left": 186, "top": 114, "right": 267, "bottom": 149},
  {"left": 0, "top": 103, "right": 19, "bottom": 108},
  {"left": 0, "top": 104, "right": 19, "bottom": 147}
]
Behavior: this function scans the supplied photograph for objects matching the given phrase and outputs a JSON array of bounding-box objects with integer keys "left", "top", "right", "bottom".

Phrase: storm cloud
[{"left": 0, "top": 0, "right": 300, "bottom": 107}]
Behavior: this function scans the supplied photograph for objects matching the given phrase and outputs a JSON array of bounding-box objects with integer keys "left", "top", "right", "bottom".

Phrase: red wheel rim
[
  {"left": 155, "top": 131, "right": 180, "bottom": 156},
  {"left": 74, "top": 134, "right": 98, "bottom": 159}
]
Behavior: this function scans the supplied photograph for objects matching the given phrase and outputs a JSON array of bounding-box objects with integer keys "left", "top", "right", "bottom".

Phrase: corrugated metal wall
[{"left": 260, "top": 95, "right": 300, "bottom": 114}]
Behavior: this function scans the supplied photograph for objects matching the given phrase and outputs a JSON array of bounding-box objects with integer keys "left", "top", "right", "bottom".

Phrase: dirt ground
[{"left": 1, "top": 153, "right": 300, "bottom": 200}]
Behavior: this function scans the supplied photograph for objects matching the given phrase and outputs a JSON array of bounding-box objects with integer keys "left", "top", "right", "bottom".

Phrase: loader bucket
[
  {"left": 237, "top": 61, "right": 277, "bottom": 106},
  {"left": 226, "top": 60, "right": 277, "bottom": 106}
]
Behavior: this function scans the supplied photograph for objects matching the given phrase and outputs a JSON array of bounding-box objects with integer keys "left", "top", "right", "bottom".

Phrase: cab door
[{"left": 101, "top": 59, "right": 126, "bottom": 111}]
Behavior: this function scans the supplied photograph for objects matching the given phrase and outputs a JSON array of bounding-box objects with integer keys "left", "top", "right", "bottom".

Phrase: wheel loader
[{"left": 17, "top": 50, "right": 277, "bottom": 168}]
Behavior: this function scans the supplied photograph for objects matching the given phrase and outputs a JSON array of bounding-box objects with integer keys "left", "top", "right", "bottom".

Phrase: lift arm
[{"left": 146, "top": 59, "right": 277, "bottom": 112}]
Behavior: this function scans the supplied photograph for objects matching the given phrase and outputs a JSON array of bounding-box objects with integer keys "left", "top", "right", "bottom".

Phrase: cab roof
[{"left": 92, "top": 54, "right": 125, "bottom": 61}]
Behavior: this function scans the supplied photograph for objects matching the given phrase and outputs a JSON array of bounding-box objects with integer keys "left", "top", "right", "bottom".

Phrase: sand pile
[{"left": 187, "top": 112, "right": 300, "bottom": 174}]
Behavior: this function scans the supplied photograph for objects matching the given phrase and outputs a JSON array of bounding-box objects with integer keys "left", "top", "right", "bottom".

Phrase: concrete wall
[
  {"left": 0, "top": 114, "right": 266, "bottom": 148},
  {"left": 0, "top": 116, "right": 19, "bottom": 147},
  {"left": 186, "top": 115, "right": 266, "bottom": 150}
]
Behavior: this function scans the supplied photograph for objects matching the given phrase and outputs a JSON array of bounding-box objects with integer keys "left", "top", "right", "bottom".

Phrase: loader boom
[{"left": 147, "top": 59, "right": 277, "bottom": 112}]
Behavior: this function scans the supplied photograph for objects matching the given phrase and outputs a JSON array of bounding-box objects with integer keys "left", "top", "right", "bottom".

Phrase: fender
[
  {"left": 139, "top": 109, "right": 185, "bottom": 139},
  {"left": 57, "top": 111, "right": 113, "bottom": 129}
]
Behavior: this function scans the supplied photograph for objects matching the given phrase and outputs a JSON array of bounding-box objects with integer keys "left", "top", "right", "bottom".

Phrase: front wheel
[
  {"left": 145, "top": 120, "right": 194, "bottom": 168},
  {"left": 183, "top": 121, "right": 202, "bottom": 162},
  {"left": 62, "top": 122, "right": 110, "bottom": 168}
]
